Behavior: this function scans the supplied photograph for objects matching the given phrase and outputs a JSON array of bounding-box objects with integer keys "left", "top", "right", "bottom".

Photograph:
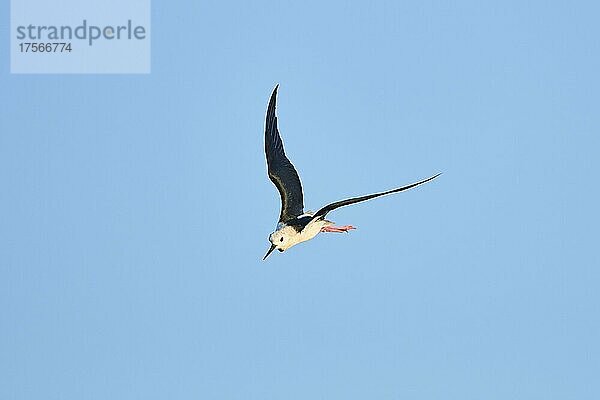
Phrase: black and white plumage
[{"left": 263, "top": 85, "right": 440, "bottom": 260}]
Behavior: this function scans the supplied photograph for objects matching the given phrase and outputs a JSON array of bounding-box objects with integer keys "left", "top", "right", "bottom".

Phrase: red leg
[{"left": 321, "top": 225, "right": 356, "bottom": 233}]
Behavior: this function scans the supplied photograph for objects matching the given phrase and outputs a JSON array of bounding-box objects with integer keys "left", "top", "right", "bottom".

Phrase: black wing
[
  {"left": 265, "top": 85, "right": 305, "bottom": 222},
  {"left": 313, "top": 173, "right": 441, "bottom": 220}
]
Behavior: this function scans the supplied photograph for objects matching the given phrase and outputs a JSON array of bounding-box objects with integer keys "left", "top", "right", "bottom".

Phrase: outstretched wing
[
  {"left": 265, "top": 85, "right": 304, "bottom": 222},
  {"left": 312, "top": 173, "right": 441, "bottom": 220}
]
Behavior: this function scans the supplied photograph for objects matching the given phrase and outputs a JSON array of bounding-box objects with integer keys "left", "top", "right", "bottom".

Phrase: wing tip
[
  {"left": 421, "top": 172, "right": 442, "bottom": 185},
  {"left": 267, "top": 84, "right": 280, "bottom": 111}
]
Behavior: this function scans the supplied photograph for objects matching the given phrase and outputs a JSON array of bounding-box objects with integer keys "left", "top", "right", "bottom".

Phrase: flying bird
[{"left": 263, "top": 85, "right": 440, "bottom": 260}]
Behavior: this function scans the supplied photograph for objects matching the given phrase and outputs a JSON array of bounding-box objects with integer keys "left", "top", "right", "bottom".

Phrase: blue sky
[{"left": 1, "top": 1, "right": 599, "bottom": 399}]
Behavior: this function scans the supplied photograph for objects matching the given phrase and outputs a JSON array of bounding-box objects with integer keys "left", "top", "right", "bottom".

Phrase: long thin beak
[{"left": 263, "top": 244, "right": 276, "bottom": 260}]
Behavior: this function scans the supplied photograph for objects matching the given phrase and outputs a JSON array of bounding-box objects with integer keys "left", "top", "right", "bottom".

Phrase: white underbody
[{"left": 274, "top": 218, "right": 332, "bottom": 251}]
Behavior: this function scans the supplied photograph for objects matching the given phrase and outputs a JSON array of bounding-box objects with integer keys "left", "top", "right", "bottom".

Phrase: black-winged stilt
[{"left": 263, "top": 85, "right": 440, "bottom": 260}]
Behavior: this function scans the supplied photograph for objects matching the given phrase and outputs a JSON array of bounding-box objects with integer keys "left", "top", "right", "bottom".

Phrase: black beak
[{"left": 263, "top": 244, "right": 276, "bottom": 260}]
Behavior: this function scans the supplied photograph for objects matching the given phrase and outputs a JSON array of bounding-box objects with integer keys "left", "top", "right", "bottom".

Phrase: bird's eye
[{"left": 280, "top": 237, "right": 284, "bottom": 242}]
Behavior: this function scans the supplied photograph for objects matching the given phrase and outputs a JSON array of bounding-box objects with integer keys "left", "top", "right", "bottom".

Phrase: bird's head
[{"left": 263, "top": 226, "right": 297, "bottom": 260}]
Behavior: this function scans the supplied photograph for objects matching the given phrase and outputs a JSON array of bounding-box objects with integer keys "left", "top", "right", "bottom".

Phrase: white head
[{"left": 263, "top": 225, "right": 298, "bottom": 260}]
